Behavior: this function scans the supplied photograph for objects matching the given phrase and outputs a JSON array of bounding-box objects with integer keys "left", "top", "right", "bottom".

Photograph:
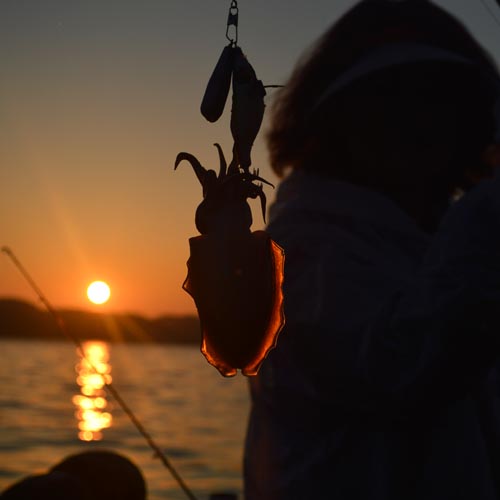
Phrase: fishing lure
[
  {"left": 230, "top": 48, "right": 266, "bottom": 171},
  {"left": 200, "top": 45, "right": 235, "bottom": 123},
  {"left": 201, "top": 44, "right": 266, "bottom": 171}
]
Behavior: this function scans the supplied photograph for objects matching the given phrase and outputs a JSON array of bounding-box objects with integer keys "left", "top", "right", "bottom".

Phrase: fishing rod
[
  {"left": 1, "top": 246, "right": 198, "bottom": 500},
  {"left": 480, "top": 0, "right": 500, "bottom": 29}
]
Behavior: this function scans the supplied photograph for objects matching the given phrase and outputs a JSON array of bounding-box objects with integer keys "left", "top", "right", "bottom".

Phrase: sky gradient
[{"left": 2, "top": 0, "right": 500, "bottom": 316}]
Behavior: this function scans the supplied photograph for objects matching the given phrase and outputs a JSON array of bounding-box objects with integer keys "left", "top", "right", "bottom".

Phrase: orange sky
[{"left": 2, "top": 0, "right": 500, "bottom": 316}]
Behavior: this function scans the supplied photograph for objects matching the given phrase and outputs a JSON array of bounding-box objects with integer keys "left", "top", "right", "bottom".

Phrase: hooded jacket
[{"left": 244, "top": 169, "right": 500, "bottom": 499}]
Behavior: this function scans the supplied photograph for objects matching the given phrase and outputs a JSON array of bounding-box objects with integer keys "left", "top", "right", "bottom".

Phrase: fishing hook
[{"left": 226, "top": 0, "right": 239, "bottom": 46}]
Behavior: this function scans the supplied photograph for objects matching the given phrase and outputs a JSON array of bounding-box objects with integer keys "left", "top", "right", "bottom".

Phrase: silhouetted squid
[{"left": 175, "top": 44, "right": 285, "bottom": 377}]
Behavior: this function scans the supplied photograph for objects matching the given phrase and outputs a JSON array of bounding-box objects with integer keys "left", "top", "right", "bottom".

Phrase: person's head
[
  {"left": 1, "top": 450, "right": 147, "bottom": 500},
  {"left": 268, "top": 0, "right": 500, "bottom": 230},
  {"left": 50, "top": 450, "right": 147, "bottom": 500},
  {"left": 0, "top": 472, "right": 85, "bottom": 500}
]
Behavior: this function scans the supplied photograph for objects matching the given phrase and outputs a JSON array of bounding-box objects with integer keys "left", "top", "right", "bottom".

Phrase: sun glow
[{"left": 87, "top": 281, "right": 111, "bottom": 305}]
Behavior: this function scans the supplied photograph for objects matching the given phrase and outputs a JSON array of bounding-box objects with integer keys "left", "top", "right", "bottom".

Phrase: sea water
[{"left": 0, "top": 339, "right": 250, "bottom": 499}]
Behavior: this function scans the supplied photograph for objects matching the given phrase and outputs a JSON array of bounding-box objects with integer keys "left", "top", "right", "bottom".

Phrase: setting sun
[{"left": 87, "top": 281, "right": 111, "bottom": 305}]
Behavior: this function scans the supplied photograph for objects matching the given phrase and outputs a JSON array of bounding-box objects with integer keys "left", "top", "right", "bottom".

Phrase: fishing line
[
  {"left": 479, "top": 0, "right": 500, "bottom": 30},
  {"left": 1, "top": 246, "right": 198, "bottom": 500}
]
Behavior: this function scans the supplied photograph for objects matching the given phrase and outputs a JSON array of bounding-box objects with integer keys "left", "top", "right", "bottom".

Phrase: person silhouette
[
  {"left": 1, "top": 450, "right": 146, "bottom": 500},
  {"left": 244, "top": 1, "right": 500, "bottom": 499}
]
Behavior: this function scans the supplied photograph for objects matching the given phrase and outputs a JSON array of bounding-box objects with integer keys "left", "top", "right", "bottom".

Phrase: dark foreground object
[{"left": 1, "top": 450, "right": 146, "bottom": 500}]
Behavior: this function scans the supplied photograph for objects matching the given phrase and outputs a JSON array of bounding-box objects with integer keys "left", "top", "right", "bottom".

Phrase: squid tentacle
[
  {"left": 174, "top": 144, "right": 271, "bottom": 234},
  {"left": 175, "top": 152, "right": 208, "bottom": 186},
  {"left": 213, "top": 143, "right": 227, "bottom": 179}
]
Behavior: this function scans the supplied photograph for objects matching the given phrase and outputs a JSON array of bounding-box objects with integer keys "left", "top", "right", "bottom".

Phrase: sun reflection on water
[{"left": 72, "top": 341, "right": 113, "bottom": 441}]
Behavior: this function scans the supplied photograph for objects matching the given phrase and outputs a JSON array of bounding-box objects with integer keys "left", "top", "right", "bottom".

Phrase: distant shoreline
[{"left": 0, "top": 298, "right": 200, "bottom": 344}]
